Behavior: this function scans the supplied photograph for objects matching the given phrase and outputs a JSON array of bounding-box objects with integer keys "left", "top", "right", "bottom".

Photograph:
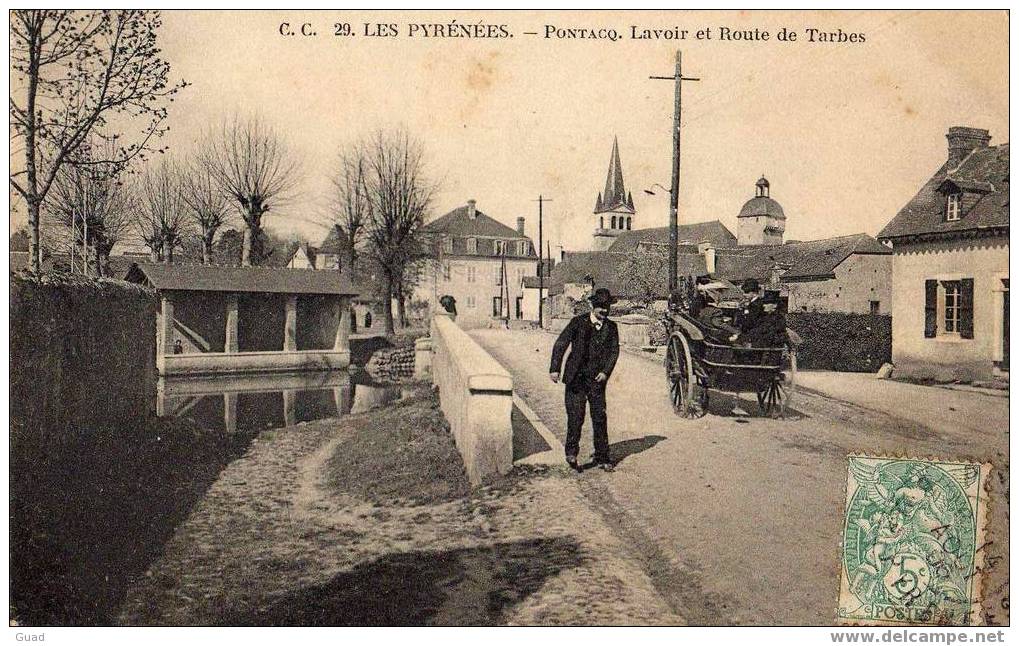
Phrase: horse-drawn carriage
[{"left": 662, "top": 279, "right": 799, "bottom": 418}]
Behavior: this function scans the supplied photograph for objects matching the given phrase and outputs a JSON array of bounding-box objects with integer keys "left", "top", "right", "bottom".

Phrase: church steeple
[
  {"left": 601, "top": 136, "right": 627, "bottom": 210},
  {"left": 592, "top": 136, "right": 636, "bottom": 251}
]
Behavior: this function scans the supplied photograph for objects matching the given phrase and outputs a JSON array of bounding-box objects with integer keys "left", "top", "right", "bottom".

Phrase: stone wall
[
  {"left": 430, "top": 314, "right": 513, "bottom": 485},
  {"left": 366, "top": 346, "right": 416, "bottom": 382},
  {"left": 10, "top": 272, "right": 157, "bottom": 450}
]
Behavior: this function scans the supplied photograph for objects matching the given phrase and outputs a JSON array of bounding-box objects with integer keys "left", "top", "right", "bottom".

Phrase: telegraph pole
[
  {"left": 533, "top": 195, "right": 552, "bottom": 327},
  {"left": 651, "top": 50, "right": 699, "bottom": 293}
]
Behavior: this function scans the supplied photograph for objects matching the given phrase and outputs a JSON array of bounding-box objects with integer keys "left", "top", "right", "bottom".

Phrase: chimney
[
  {"left": 703, "top": 246, "right": 716, "bottom": 275},
  {"left": 557, "top": 245, "right": 565, "bottom": 262},
  {"left": 516, "top": 217, "right": 525, "bottom": 235},
  {"left": 466, "top": 199, "right": 477, "bottom": 219},
  {"left": 946, "top": 126, "right": 991, "bottom": 166}
]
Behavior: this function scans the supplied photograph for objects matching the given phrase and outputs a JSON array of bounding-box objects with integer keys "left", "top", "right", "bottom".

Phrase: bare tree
[
  {"left": 618, "top": 244, "right": 669, "bottom": 309},
  {"left": 180, "top": 156, "right": 234, "bottom": 264},
  {"left": 45, "top": 152, "right": 134, "bottom": 277},
  {"left": 10, "top": 10, "right": 187, "bottom": 272},
  {"left": 330, "top": 145, "right": 373, "bottom": 272},
  {"left": 360, "top": 130, "right": 436, "bottom": 335},
  {"left": 135, "top": 161, "right": 191, "bottom": 263},
  {"left": 205, "top": 115, "right": 300, "bottom": 266}
]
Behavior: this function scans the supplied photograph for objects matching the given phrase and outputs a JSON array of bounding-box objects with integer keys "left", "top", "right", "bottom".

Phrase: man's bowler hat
[
  {"left": 588, "top": 288, "right": 617, "bottom": 309},
  {"left": 741, "top": 278, "right": 761, "bottom": 293}
]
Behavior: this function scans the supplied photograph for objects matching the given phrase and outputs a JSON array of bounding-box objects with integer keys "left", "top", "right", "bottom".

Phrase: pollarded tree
[
  {"left": 135, "top": 161, "right": 192, "bottom": 263},
  {"left": 204, "top": 115, "right": 300, "bottom": 266},
  {"left": 360, "top": 129, "right": 436, "bottom": 335},
  {"left": 10, "top": 10, "right": 187, "bottom": 272},
  {"left": 330, "top": 143, "right": 373, "bottom": 273},
  {"left": 179, "top": 155, "right": 234, "bottom": 264}
]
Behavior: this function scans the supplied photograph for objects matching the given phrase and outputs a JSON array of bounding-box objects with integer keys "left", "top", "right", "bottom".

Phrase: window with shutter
[
  {"left": 959, "top": 277, "right": 974, "bottom": 339},
  {"left": 924, "top": 279, "right": 938, "bottom": 338}
]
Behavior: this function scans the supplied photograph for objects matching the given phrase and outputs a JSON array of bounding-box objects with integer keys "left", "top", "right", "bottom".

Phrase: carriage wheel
[
  {"left": 665, "top": 334, "right": 706, "bottom": 418},
  {"left": 756, "top": 349, "right": 797, "bottom": 417}
]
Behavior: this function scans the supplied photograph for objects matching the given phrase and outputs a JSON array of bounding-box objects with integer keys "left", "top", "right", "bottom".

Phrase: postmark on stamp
[{"left": 838, "top": 455, "right": 990, "bottom": 626}]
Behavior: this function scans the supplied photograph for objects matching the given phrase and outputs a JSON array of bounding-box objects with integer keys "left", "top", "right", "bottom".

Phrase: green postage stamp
[{"left": 838, "top": 456, "right": 990, "bottom": 626}]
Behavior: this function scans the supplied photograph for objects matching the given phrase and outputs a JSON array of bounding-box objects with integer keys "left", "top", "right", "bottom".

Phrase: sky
[{"left": 11, "top": 10, "right": 1009, "bottom": 254}]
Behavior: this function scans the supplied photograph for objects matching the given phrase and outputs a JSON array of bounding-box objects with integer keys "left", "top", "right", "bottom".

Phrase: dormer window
[
  {"left": 442, "top": 237, "right": 453, "bottom": 254},
  {"left": 946, "top": 193, "right": 961, "bottom": 221},
  {"left": 517, "top": 241, "right": 528, "bottom": 256},
  {"left": 466, "top": 237, "right": 478, "bottom": 254},
  {"left": 494, "top": 240, "right": 505, "bottom": 256}
]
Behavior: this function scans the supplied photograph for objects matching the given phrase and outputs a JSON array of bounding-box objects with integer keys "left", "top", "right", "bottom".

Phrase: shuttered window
[{"left": 926, "top": 278, "right": 975, "bottom": 339}]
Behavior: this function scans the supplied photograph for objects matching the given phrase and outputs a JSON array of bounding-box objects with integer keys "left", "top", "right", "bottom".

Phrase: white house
[{"left": 879, "top": 126, "right": 1009, "bottom": 381}]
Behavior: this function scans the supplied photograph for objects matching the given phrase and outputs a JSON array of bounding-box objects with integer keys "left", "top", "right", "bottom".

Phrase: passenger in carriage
[{"left": 694, "top": 279, "right": 741, "bottom": 344}]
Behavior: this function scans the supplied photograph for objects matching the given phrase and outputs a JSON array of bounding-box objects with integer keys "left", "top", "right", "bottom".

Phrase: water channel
[{"left": 157, "top": 368, "right": 405, "bottom": 433}]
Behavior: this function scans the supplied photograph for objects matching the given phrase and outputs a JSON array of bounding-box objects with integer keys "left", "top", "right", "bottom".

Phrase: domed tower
[
  {"left": 592, "top": 136, "right": 636, "bottom": 251},
  {"left": 737, "top": 176, "right": 785, "bottom": 246}
]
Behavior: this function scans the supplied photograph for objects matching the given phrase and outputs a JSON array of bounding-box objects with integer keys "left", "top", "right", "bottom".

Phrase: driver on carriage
[{"left": 738, "top": 279, "right": 788, "bottom": 348}]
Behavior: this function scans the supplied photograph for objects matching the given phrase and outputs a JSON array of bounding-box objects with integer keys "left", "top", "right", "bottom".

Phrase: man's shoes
[
  {"left": 598, "top": 462, "right": 615, "bottom": 472},
  {"left": 566, "top": 456, "right": 581, "bottom": 472}
]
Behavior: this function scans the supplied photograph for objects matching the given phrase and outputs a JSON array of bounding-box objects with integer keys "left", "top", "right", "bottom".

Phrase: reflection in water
[{"left": 157, "top": 370, "right": 404, "bottom": 433}]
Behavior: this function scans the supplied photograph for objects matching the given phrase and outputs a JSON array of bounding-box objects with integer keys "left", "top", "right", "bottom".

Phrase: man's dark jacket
[{"left": 550, "top": 314, "right": 620, "bottom": 385}]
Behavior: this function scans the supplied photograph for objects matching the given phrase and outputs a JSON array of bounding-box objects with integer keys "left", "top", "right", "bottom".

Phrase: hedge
[{"left": 787, "top": 312, "right": 891, "bottom": 373}]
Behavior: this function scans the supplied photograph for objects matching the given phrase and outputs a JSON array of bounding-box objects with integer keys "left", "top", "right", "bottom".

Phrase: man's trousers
[{"left": 564, "top": 378, "right": 610, "bottom": 464}]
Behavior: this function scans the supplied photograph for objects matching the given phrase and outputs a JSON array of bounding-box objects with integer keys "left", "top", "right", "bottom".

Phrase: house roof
[
  {"left": 521, "top": 276, "right": 542, "bottom": 289},
  {"left": 420, "top": 203, "right": 538, "bottom": 258},
  {"left": 124, "top": 262, "right": 360, "bottom": 296},
  {"left": 421, "top": 204, "right": 529, "bottom": 239},
  {"left": 879, "top": 143, "right": 1009, "bottom": 241},
  {"left": 714, "top": 233, "right": 890, "bottom": 282},
  {"left": 547, "top": 250, "right": 707, "bottom": 299},
  {"left": 606, "top": 221, "right": 737, "bottom": 253}
]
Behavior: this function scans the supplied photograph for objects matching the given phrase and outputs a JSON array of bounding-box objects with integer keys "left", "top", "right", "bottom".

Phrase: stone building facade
[{"left": 416, "top": 200, "right": 540, "bottom": 328}]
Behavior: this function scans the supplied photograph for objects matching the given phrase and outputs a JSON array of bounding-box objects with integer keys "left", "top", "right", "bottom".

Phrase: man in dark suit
[
  {"left": 739, "top": 279, "right": 786, "bottom": 347},
  {"left": 739, "top": 278, "right": 766, "bottom": 333},
  {"left": 549, "top": 288, "right": 620, "bottom": 472}
]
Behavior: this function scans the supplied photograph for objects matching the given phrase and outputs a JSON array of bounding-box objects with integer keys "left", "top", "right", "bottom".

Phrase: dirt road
[{"left": 471, "top": 329, "right": 1009, "bottom": 625}]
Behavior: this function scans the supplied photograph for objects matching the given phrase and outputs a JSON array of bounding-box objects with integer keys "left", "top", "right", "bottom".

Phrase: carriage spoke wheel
[
  {"left": 665, "top": 334, "right": 706, "bottom": 418},
  {"left": 756, "top": 349, "right": 797, "bottom": 418}
]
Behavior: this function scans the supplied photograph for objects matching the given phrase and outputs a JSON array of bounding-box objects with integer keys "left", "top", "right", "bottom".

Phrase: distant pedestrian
[{"left": 549, "top": 288, "right": 620, "bottom": 472}]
